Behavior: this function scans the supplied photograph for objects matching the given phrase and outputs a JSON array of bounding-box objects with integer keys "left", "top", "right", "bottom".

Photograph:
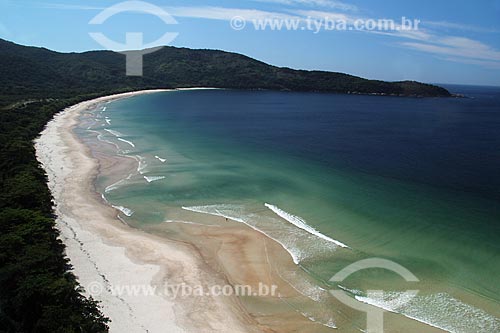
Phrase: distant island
[{"left": 0, "top": 38, "right": 451, "bottom": 108}]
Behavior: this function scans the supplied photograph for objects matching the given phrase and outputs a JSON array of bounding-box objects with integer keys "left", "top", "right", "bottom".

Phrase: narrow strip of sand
[{"left": 34, "top": 90, "right": 256, "bottom": 333}]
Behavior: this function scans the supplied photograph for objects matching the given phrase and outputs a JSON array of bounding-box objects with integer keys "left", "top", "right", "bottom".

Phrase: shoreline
[
  {"left": 34, "top": 89, "right": 258, "bottom": 332},
  {"left": 34, "top": 89, "right": 456, "bottom": 333}
]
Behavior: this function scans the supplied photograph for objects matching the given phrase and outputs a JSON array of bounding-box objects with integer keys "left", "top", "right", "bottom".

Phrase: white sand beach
[
  {"left": 34, "top": 89, "right": 448, "bottom": 333},
  {"left": 34, "top": 90, "right": 256, "bottom": 333}
]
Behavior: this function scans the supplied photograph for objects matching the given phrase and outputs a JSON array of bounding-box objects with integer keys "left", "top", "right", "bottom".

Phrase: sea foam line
[
  {"left": 118, "top": 138, "right": 135, "bottom": 148},
  {"left": 355, "top": 292, "right": 500, "bottom": 333},
  {"left": 155, "top": 155, "right": 167, "bottom": 163},
  {"left": 105, "top": 179, "right": 126, "bottom": 193},
  {"left": 112, "top": 205, "right": 134, "bottom": 217},
  {"left": 135, "top": 155, "right": 147, "bottom": 174},
  {"left": 264, "top": 203, "right": 349, "bottom": 248},
  {"left": 182, "top": 205, "right": 301, "bottom": 264},
  {"left": 105, "top": 173, "right": 133, "bottom": 193},
  {"left": 104, "top": 129, "right": 123, "bottom": 137},
  {"left": 144, "top": 176, "right": 166, "bottom": 183},
  {"left": 88, "top": 129, "right": 120, "bottom": 150}
]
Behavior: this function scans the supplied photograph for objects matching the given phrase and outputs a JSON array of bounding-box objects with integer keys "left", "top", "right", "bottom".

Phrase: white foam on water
[
  {"left": 135, "top": 155, "right": 148, "bottom": 174},
  {"left": 144, "top": 176, "right": 166, "bottom": 183},
  {"left": 105, "top": 179, "right": 126, "bottom": 193},
  {"left": 355, "top": 292, "right": 500, "bottom": 333},
  {"left": 112, "top": 205, "right": 134, "bottom": 217},
  {"left": 88, "top": 129, "right": 120, "bottom": 150},
  {"left": 264, "top": 203, "right": 349, "bottom": 248},
  {"left": 182, "top": 204, "right": 302, "bottom": 264},
  {"left": 102, "top": 106, "right": 107, "bottom": 111},
  {"left": 299, "top": 312, "right": 337, "bottom": 329},
  {"left": 117, "top": 138, "right": 135, "bottom": 148},
  {"left": 104, "top": 129, "right": 124, "bottom": 137},
  {"left": 105, "top": 118, "right": 111, "bottom": 125},
  {"left": 105, "top": 174, "right": 133, "bottom": 193},
  {"left": 155, "top": 155, "right": 167, "bottom": 163},
  {"left": 338, "top": 285, "right": 363, "bottom": 296},
  {"left": 277, "top": 269, "right": 329, "bottom": 302}
]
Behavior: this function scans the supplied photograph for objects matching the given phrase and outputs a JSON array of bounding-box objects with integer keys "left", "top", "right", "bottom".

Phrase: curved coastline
[
  {"left": 34, "top": 89, "right": 460, "bottom": 333},
  {"left": 34, "top": 90, "right": 258, "bottom": 333}
]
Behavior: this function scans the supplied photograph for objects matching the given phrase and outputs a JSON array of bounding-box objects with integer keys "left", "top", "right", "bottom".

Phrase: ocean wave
[
  {"left": 337, "top": 285, "right": 362, "bottom": 296},
  {"left": 103, "top": 129, "right": 124, "bottom": 137},
  {"left": 112, "top": 205, "right": 134, "bottom": 217},
  {"left": 117, "top": 138, "right": 135, "bottom": 148},
  {"left": 88, "top": 130, "right": 120, "bottom": 150},
  {"left": 355, "top": 292, "right": 500, "bottom": 333},
  {"left": 144, "top": 176, "right": 166, "bottom": 183},
  {"left": 135, "top": 155, "right": 147, "bottom": 174},
  {"left": 264, "top": 203, "right": 348, "bottom": 248},
  {"left": 182, "top": 204, "right": 302, "bottom": 264},
  {"left": 105, "top": 180, "right": 125, "bottom": 193},
  {"left": 155, "top": 155, "right": 167, "bottom": 163},
  {"left": 105, "top": 174, "right": 133, "bottom": 193},
  {"left": 278, "top": 269, "right": 329, "bottom": 302},
  {"left": 182, "top": 204, "right": 347, "bottom": 264}
]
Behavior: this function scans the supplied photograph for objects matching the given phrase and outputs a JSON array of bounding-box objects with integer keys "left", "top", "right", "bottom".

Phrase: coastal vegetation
[
  {"left": 0, "top": 98, "right": 110, "bottom": 332},
  {"left": 0, "top": 38, "right": 450, "bottom": 108}
]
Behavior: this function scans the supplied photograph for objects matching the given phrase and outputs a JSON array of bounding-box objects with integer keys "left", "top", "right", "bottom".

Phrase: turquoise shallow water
[{"left": 77, "top": 87, "right": 500, "bottom": 332}]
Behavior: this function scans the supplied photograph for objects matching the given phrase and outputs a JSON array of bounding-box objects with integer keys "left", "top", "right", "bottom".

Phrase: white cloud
[
  {"left": 252, "top": 0, "right": 357, "bottom": 11},
  {"left": 38, "top": 3, "right": 105, "bottom": 10},
  {"left": 402, "top": 37, "right": 500, "bottom": 63},
  {"left": 293, "top": 9, "right": 352, "bottom": 22},
  {"left": 439, "top": 56, "right": 500, "bottom": 69},
  {"left": 160, "top": 6, "right": 500, "bottom": 68},
  {"left": 423, "top": 20, "right": 500, "bottom": 34},
  {"left": 167, "top": 6, "right": 298, "bottom": 21},
  {"left": 24, "top": 2, "right": 500, "bottom": 70}
]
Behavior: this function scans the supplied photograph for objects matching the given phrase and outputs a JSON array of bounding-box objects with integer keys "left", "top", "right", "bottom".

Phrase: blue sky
[{"left": 1, "top": 0, "right": 500, "bottom": 86}]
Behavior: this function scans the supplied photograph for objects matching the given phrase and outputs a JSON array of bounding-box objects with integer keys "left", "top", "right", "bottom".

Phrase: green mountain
[{"left": 0, "top": 38, "right": 450, "bottom": 107}]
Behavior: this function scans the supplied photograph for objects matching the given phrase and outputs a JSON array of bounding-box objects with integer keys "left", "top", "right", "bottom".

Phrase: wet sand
[
  {"left": 35, "top": 90, "right": 259, "bottom": 332},
  {"left": 35, "top": 90, "right": 446, "bottom": 333}
]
